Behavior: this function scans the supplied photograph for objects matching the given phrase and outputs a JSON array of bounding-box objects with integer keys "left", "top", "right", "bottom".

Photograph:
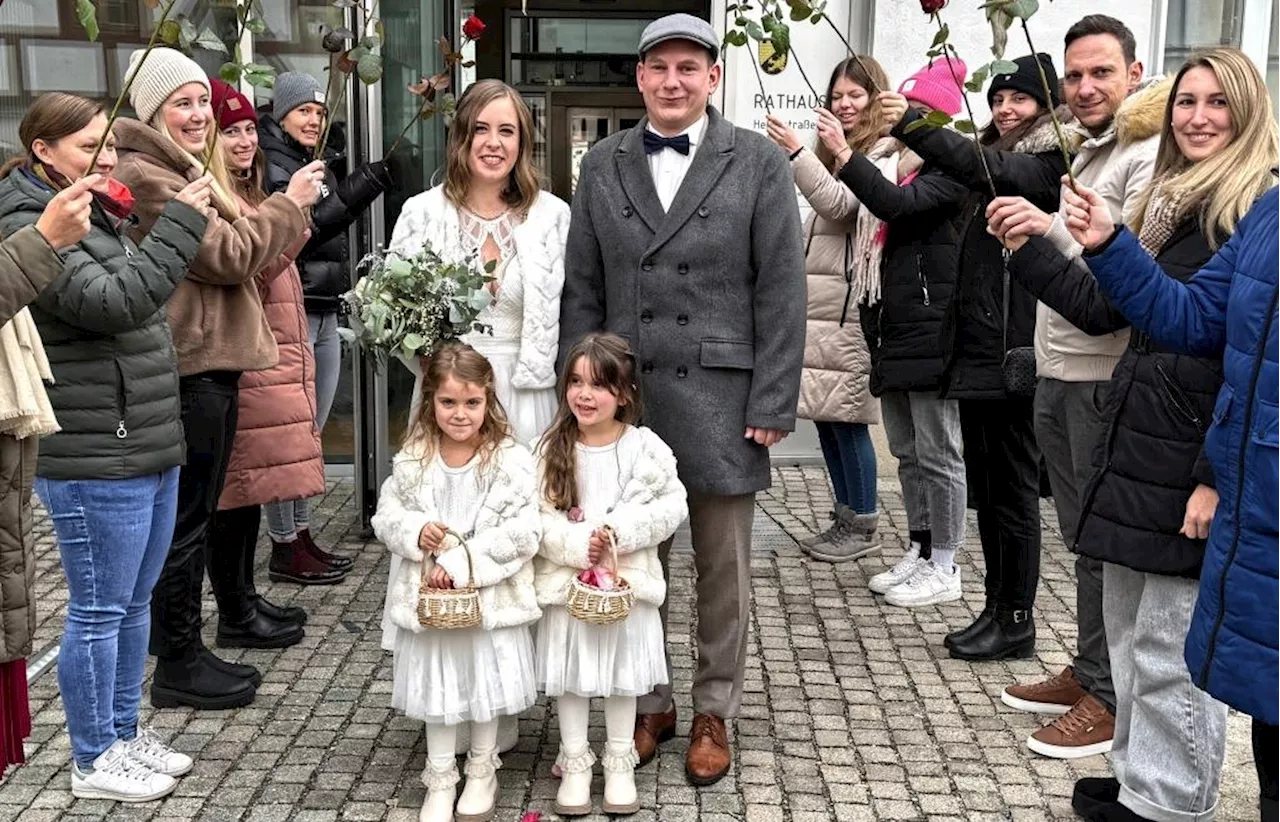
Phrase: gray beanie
[
  {"left": 127, "top": 47, "right": 210, "bottom": 125},
  {"left": 273, "top": 72, "right": 327, "bottom": 121}
]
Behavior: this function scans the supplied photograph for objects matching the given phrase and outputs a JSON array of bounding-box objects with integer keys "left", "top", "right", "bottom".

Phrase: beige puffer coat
[{"left": 791, "top": 149, "right": 878, "bottom": 424}]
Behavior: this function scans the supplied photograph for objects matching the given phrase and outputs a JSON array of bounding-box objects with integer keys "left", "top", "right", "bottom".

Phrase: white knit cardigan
[
  {"left": 372, "top": 438, "right": 543, "bottom": 632},
  {"left": 387, "top": 186, "right": 571, "bottom": 389},
  {"left": 533, "top": 426, "right": 688, "bottom": 608}
]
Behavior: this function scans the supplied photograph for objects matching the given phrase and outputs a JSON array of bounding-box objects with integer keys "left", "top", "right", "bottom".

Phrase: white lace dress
[
  {"left": 535, "top": 429, "right": 668, "bottom": 698},
  {"left": 390, "top": 453, "right": 538, "bottom": 726}
]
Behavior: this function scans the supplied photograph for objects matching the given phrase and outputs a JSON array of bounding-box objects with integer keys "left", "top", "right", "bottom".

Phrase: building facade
[{"left": 0, "top": 0, "right": 1274, "bottom": 519}]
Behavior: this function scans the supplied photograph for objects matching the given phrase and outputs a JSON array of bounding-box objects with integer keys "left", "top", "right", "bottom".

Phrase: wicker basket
[
  {"left": 417, "top": 531, "right": 482, "bottom": 630},
  {"left": 566, "top": 529, "right": 634, "bottom": 626}
]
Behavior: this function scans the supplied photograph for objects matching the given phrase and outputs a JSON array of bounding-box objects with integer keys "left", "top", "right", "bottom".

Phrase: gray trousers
[
  {"left": 1104, "top": 563, "right": 1227, "bottom": 822},
  {"left": 263, "top": 311, "right": 341, "bottom": 541},
  {"left": 1034, "top": 378, "right": 1114, "bottom": 710},
  {"left": 638, "top": 489, "right": 754, "bottom": 719},
  {"left": 879, "top": 391, "right": 966, "bottom": 553}
]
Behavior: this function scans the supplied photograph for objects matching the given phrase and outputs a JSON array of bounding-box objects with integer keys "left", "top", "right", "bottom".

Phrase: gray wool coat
[{"left": 560, "top": 107, "right": 806, "bottom": 496}]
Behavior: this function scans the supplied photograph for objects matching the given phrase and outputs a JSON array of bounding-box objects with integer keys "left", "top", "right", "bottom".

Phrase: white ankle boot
[
  {"left": 554, "top": 747, "right": 596, "bottom": 816},
  {"left": 455, "top": 750, "right": 499, "bottom": 822},
  {"left": 602, "top": 744, "right": 640, "bottom": 815},
  {"left": 419, "top": 762, "right": 459, "bottom": 822}
]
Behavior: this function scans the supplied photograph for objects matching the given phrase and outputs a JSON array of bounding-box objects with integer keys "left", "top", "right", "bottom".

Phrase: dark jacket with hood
[
  {"left": 836, "top": 145, "right": 968, "bottom": 395},
  {"left": 258, "top": 115, "right": 391, "bottom": 312}
]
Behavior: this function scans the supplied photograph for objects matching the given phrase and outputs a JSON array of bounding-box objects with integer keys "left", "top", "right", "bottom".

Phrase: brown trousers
[{"left": 638, "top": 489, "right": 755, "bottom": 719}]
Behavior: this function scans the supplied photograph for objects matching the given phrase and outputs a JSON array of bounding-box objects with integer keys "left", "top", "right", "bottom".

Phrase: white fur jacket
[
  {"left": 387, "top": 186, "right": 570, "bottom": 389},
  {"left": 533, "top": 426, "right": 688, "bottom": 608},
  {"left": 372, "top": 438, "right": 542, "bottom": 632}
]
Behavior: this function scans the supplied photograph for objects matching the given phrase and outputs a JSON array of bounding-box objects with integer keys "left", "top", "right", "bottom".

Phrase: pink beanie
[{"left": 898, "top": 59, "right": 967, "bottom": 116}]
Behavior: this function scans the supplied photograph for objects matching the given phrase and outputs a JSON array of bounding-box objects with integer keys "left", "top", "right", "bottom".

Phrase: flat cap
[{"left": 638, "top": 13, "right": 719, "bottom": 62}]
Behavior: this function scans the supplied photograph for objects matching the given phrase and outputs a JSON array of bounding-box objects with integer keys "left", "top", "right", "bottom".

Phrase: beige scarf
[
  {"left": 1137, "top": 177, "right": 1190, "bottom": 258},
  {"left": 850, "top": 136, "right": 925, "bottom": 306},
  {"left": 0, "top": 308, "right": 58, "bottom": 440}
]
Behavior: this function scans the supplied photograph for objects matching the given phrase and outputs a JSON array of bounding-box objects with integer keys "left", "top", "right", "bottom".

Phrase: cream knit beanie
[{"left": 127, "top": 47, "right": 211, "bottom": 124}]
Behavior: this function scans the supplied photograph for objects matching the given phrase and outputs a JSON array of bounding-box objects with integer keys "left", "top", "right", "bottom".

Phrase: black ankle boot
[
  {"left": 250, "top": 593, "right": 308, "bottom": 627},
  {"left": 216, "top": 606, "right": 305, "bottom": 650},
  {"left": 948, "top": 605, "right": 1035, "bottom": 661},
  {"left": 944, "top": 601, "right": 996, "bottom": 649},
  {"left": 151, "top": 647, "right": 257, "bottom": 710},
  {"left": 198, "top": 645, "right": 262, "bottom": 687}
]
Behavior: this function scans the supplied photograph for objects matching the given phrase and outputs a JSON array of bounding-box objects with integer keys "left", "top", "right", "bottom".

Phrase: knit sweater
[
  {"left": 373, "top": 438, "right": 542, "bottom": 632},
  {"left": 534, "top": 426, "right": 687, "bottom": 608}
]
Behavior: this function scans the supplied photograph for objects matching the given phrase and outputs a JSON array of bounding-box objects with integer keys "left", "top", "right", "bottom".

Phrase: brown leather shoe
[
  {"left": 685, "top": 713, "right": 731, "bottom": 786},
  {"left": 634, "top": 707, "right": 677, "bottom": 767}
]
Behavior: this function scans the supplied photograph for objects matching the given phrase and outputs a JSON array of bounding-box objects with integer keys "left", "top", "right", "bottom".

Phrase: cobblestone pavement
[{"left": 0, "top": 462, "right": 1259, "bottom": 821}]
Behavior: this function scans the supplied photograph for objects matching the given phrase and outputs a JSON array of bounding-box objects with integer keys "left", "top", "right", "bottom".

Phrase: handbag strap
[{"left": 1001, "top": 248, "right": 1011, "bottom": 354}]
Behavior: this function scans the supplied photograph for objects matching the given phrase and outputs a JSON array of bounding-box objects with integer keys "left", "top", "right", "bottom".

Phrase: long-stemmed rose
[
  {"left": 78, "top": 0, "right": 179, "bottom": 174},
  {"left": 386, "top": 16, "right": 484, "bottom": 157}
]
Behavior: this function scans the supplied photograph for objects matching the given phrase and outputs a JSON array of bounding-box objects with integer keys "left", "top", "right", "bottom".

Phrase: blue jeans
[
  {"left": 814, "top": 421, "right": 877, "bottom": 515},
  {"left": 37, "top": 466, "right": 179, "bottom": 768},
  {"left": 263, "top": 310, "right": 339, "bottom": 541}
]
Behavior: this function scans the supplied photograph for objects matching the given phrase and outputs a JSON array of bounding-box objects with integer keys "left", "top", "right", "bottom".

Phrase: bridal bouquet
[{"left": 341, "top": 246, "right": 494, "bottom": 369}]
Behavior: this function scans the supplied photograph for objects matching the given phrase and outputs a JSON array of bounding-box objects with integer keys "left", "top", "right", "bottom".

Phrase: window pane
[{"left": 1164, "top": 0, "right": 1246, "bottom": 71}]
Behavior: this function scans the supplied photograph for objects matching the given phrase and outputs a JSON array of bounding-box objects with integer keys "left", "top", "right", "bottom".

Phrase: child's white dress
[
  {"left": 391, "top": 454, "right": 538, "bottom": 725},
  {"left": 535, "top": 429, "right": 669, "bottom": 697}
]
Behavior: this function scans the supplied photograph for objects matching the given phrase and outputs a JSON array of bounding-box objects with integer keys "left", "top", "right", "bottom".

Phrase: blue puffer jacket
[{"left": 1084, "top": 187, "right": 1278, "bottom": 724}]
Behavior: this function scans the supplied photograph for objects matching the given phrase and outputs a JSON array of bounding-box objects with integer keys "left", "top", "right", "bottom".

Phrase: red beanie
[
  {"left": 898, "top": 59, "right": 968, "bottom": 117},
  {"left": 208, "top": 77, "right": 257, "bottom": 130}
]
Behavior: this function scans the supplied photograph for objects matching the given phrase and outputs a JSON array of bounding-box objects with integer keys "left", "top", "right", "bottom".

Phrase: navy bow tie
[{"left": 643, "top": 131, "right": 691, "bottom": 155}]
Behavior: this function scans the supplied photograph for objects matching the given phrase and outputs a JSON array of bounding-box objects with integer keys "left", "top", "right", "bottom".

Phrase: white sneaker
[
  {"left": 71, "top": 739, "right": 177, "bottom": 802},
  {"left": 884, "top": 561, "right": 963, "bottom": 607},
  {"left": 123, "top": 727, "right": 193, "bottom": 777},
  {"left": 869, "top": 550, "right": 922, "bottom": 594}
]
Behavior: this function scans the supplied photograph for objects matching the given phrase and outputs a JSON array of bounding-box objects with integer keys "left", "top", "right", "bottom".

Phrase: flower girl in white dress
[
  {"left": 533, "top": 334, "right": 688, "bottom": 817},
  {"left": 372, "top": 343, "right": 542, "bottom": 822}
]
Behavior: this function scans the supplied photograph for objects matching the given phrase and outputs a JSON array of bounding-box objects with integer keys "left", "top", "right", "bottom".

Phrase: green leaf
[
  {"left": 810, "top": 11, "right": 824, "bottom": 23},
  {"left": 1004, "top": 0, "right": 1039, "bottom": 20},
  {"left": 219, "top": 62, "right": 243, "bottom": 83},
  {"left": 179, "top": 16, "right": 200, "bottom": 50},
  {"left": 246, "top": 17, "right": 266, "bottom": 35},
  {"left": 356, "top": 51, "right": 382, "bottom": 84},
  {"left": 925, "top": 109, "right": 953, "bottom": 126},
  {"left": 964, "top": 64, "right": 990, "bottom": 92},
  {"left": 725, "top": 30, "right": 749, "bottom": 48},
  {"left": 987, "top": 8, "right": 1013, "bottom": 59},
  {"left": 931, "top": 23, "right": 950, "bottom": 48},
  {"left": 483, "top": 259, "right": 497, "bottom": 273},
  {"left": 744, "top": 20, "right": 765, "bottom": 41},
  {"left": 902, "top": 119, "right": 935, "bottom": 134},
  {"left": 157, "top": 20, "right": 182, "bottom": 46},
  {"left": 402, "top": 332, "right": 425, "bottom": 351},
  {"left": 954, "top": 119, "right": 976, "bottom": 134},
  {"left": 990, "top": 59, "right": 1020, "bottom": 74},
  {"left": 361, "top": 34, "right": 381, "bottom": 50},
  {"left": 76, "top": 0, "right": 99, "bottom": 41},
  {"left": 790, "top": 5, "right": 810, "bottom": 21},
  {"left": 195, "top": 27, "right": 229, "bottom": 53}
]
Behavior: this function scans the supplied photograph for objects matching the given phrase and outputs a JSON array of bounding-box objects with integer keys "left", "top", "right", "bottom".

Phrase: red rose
[
  {"left": 920, "top": 0, "right": 948, "bottom": 12},
  {"left": 462, "top": 16, "right": 486, "bottom": 41}
]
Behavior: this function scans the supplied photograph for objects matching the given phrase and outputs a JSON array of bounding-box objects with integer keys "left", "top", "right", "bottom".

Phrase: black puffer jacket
[
  {"left": 837, "top": 150, "right": 967, "bottom": 395},
  {"left": 0, "top": 168, "right": 207, "bottom": 480},
  {"left": 258, "top": 116, "right": 391, "bottom": 312},
  {"left": 893, "top": 108, "right": 1074, "bottom": 399},
  {"left": 1010, "top": 219, "right": 1221, "bottom": 577}
]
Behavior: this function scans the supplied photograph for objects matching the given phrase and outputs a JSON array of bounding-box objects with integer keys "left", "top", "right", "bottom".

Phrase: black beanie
[{"left": 987, "top": 52, "right": 1060, "bottom": 110}]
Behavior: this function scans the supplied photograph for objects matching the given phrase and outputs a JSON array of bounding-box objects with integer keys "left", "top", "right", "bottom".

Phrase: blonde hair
[
  {"left": 536, "top": 333, "right": 642, "bottom": 511},
  {"left": 1130, "top": 47, "right": 1279, "bottom": 249},
  {"left": 815, "top": 55, "right": 890, "bottom": 171},
  {"left": 443, "top": 79, "right": 542, "bottom": 217},
  {"left": 151, "top": 105, "right": 241, "bottom": 220},
  {"left": 406, "top": 343, "right": 511, "bottom": 474}
]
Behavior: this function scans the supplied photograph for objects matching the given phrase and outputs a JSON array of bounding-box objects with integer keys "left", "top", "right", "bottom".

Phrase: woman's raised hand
[
  {"left": 1062, "top": 177, "right": 1115, "bottom": 251},
  {"left": 765, "top": 115, "right": 803, "bottom": 154},
  {"left": 814, "top": 108, "right": 850, "bottom": 161},
  {"left": 35, "top": 175, "right": 98, "bottom": 249},
  {"left": 175, "top": 175, "right": 213, "bottom": 211},
  {"left": 285, "top": 160, "right": 327, "bottom": 209},
  {"left": 876, "top": 91, "right": 909, "bottom": 130}
]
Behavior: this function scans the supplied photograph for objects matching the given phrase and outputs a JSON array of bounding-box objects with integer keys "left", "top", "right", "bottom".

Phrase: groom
[{"left": 559, "top": 13, "right": 805, "bottom": 786}]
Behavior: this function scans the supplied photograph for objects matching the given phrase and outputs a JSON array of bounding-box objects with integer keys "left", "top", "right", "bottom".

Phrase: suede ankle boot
[{"left": 268, "top": 537, "right": 347, "bottom": 585}]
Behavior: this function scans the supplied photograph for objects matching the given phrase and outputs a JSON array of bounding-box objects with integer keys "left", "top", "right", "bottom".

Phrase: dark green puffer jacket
[{"left": 0, "top": 169, "right": 207, "bottom": 480}]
